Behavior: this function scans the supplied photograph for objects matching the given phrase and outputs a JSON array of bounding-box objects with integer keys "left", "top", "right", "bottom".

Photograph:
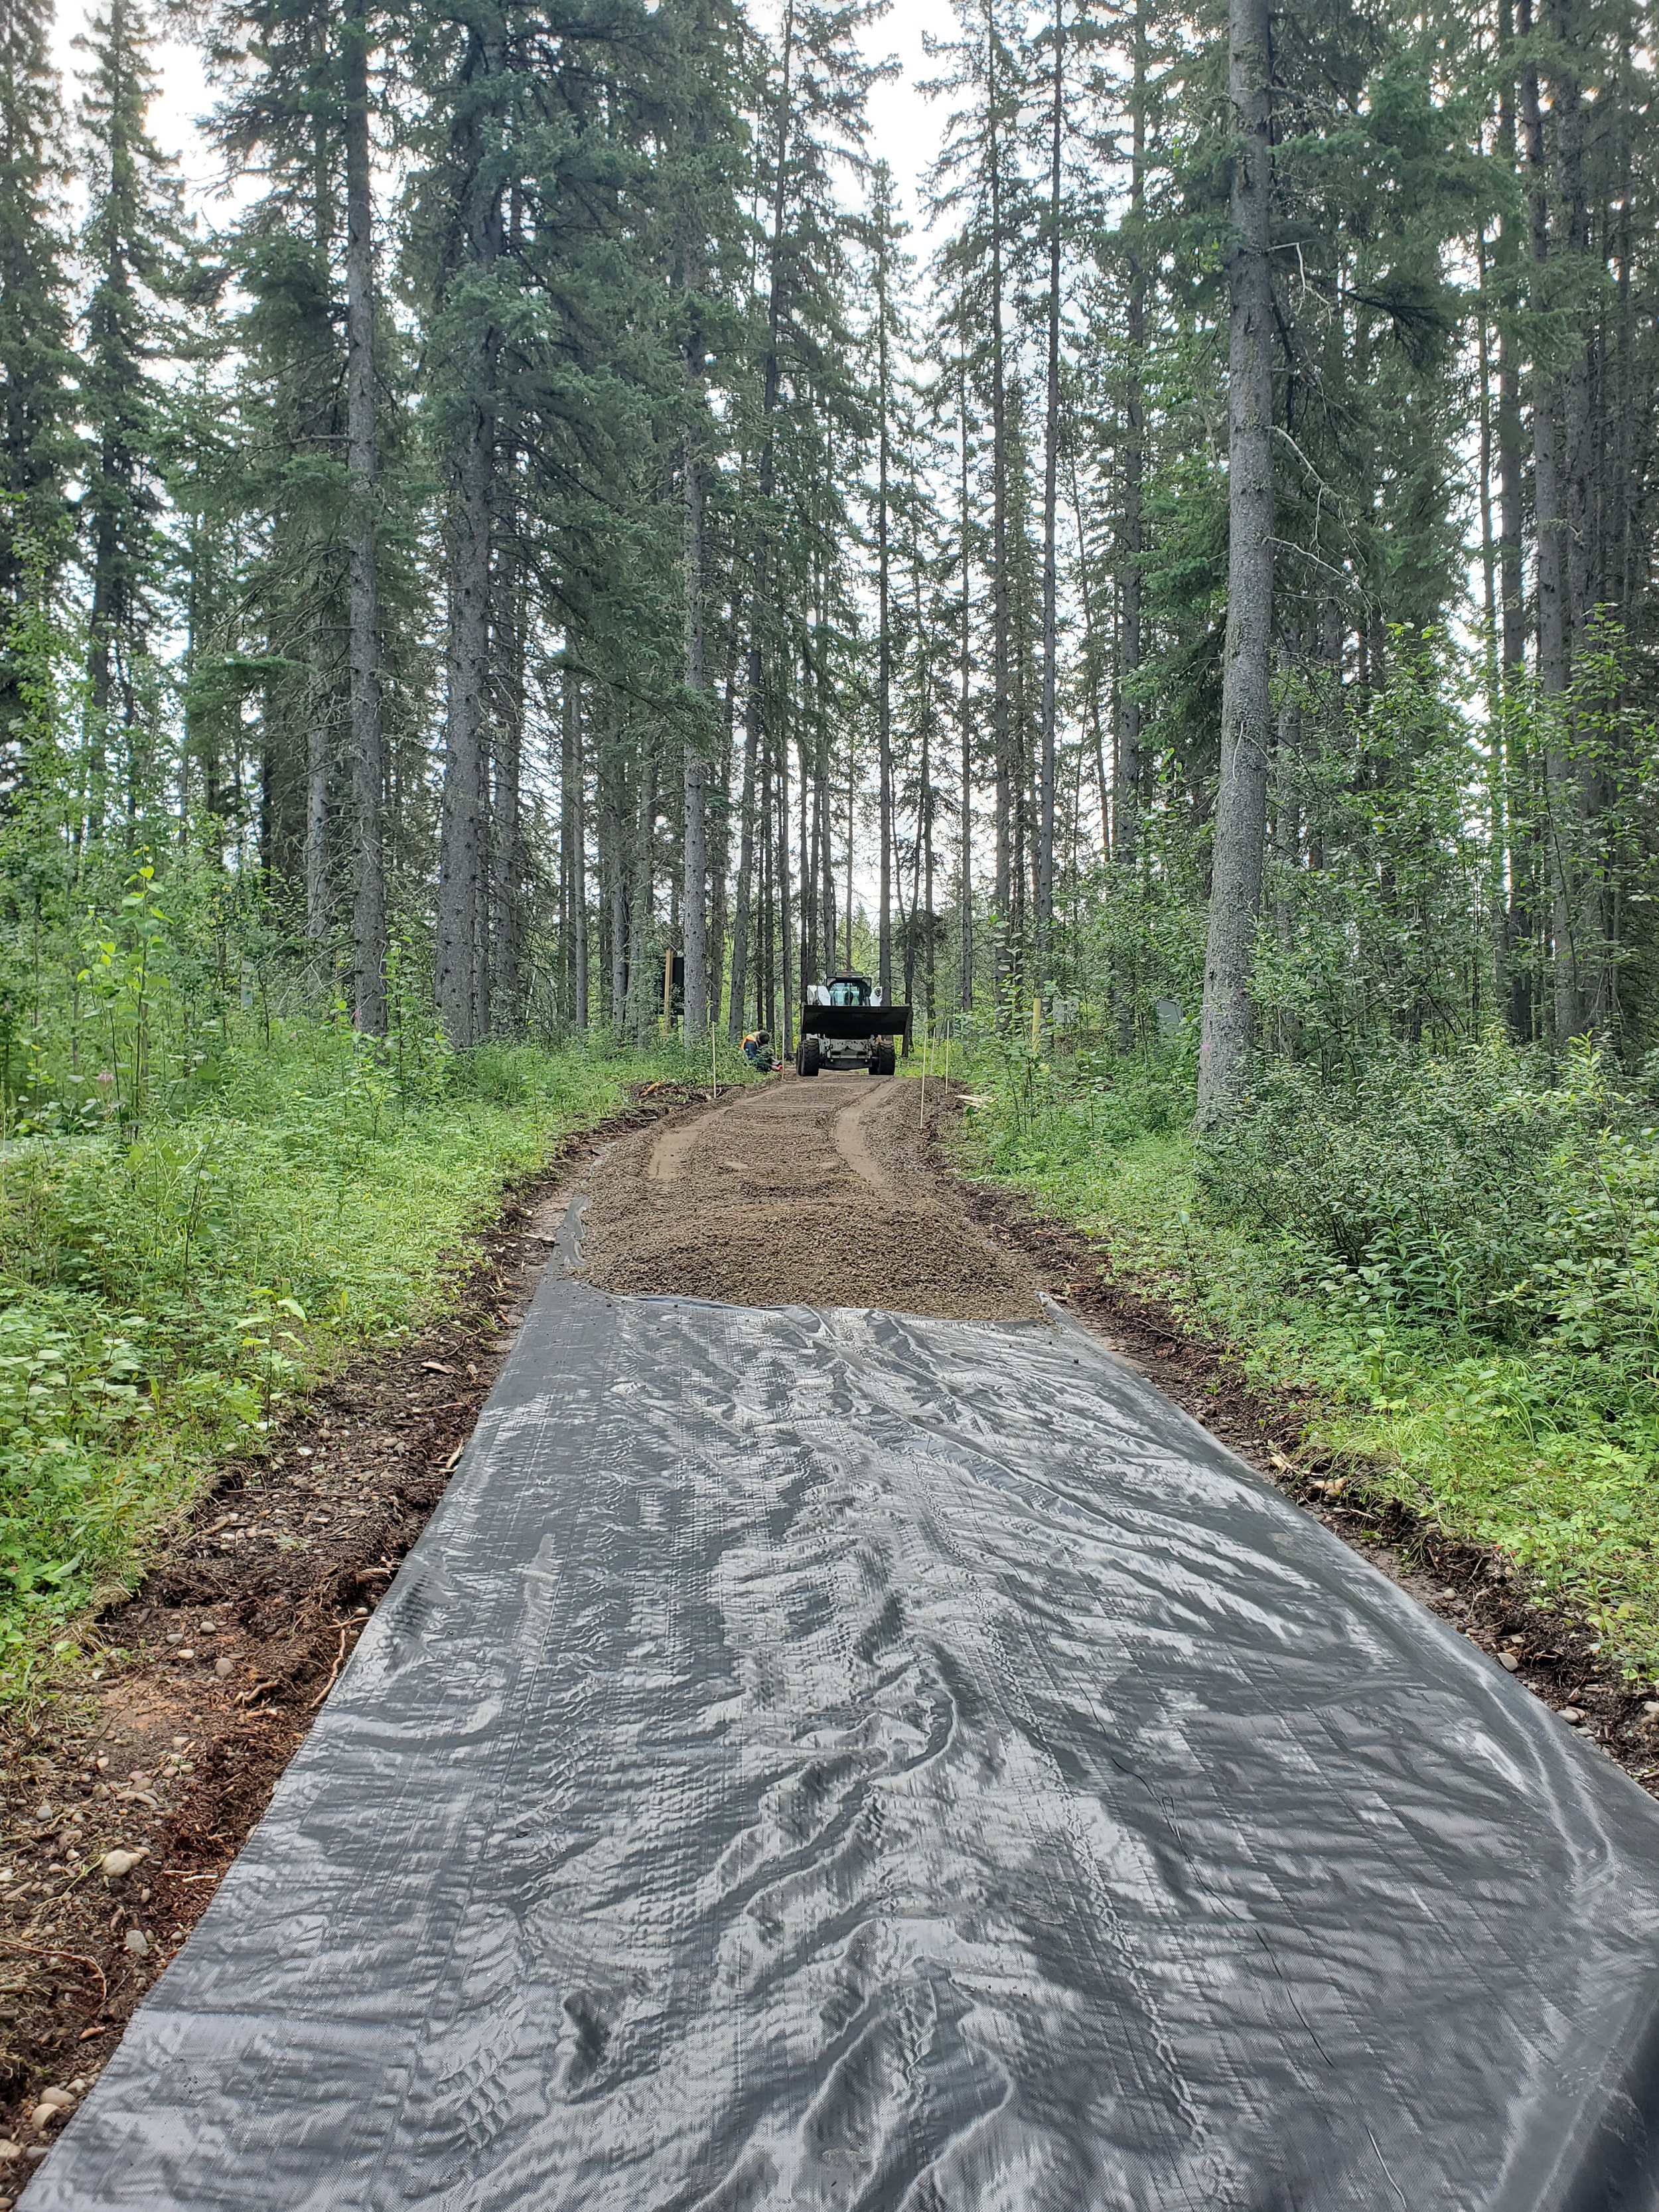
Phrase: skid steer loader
[{"left": 795, "top": 972, "right": 910, "bottom": 1076}]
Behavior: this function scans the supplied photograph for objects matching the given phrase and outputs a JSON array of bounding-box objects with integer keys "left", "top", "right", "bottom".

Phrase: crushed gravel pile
[{"left": 580, "top": 1072, "right": 1044, "bottom": 1320}]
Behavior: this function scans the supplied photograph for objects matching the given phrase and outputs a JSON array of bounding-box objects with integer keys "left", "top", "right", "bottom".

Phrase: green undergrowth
[
  {"left": 960, "top": 1035, "right": 1659, "bottom": 1684},
  {"left": 0, "top": 1021, "right": 741, "bottom": 1694}
]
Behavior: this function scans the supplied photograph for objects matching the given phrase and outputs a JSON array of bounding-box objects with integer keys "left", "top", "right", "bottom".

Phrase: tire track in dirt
[
  {"left": 583, "top": 1073, "right": 1042, "bottom": 1319},
  {"left": 831, "top": 1087, "right": 896, "bottom": 1197}
]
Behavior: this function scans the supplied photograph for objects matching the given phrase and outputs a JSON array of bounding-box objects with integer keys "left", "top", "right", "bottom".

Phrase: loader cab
[{"left": 826, "top": 972, "right": 881, "bottom": 1009}]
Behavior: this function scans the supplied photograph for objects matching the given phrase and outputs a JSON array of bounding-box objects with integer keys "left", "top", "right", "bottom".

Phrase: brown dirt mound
[{"left": 580, "top": 1071, "right": 1045, "bottom": 1321}]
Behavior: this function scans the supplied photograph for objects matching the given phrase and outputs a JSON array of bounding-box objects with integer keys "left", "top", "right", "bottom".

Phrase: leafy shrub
[{"left": 1197, "top": 1039, "right": 1659, "bottom": 1389}]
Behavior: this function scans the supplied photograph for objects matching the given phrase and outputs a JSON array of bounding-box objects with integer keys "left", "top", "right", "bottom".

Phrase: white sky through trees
[{"left": 53, "top": 0, "right": 952, "bottom": 234}]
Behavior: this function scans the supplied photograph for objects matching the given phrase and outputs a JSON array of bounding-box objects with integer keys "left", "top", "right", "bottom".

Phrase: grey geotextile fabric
[{"left": 29, "top": 1224, "right": 1659, "bottom": 2210}]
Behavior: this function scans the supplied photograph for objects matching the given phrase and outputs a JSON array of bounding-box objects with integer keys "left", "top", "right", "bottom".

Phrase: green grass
[
  {"left": 0, "top": 1022, "right": 743, "bottom": 1691},
  {"left": 960, "top": 1068, "right": 1659, "bottom": 1684}
]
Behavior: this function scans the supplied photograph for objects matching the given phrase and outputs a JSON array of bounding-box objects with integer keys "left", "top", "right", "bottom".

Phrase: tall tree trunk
[
  {"left": 1035, "top": 0, "right": 1064, "bottom": 969},
  {"left": 305, "top": 623, "right": 330, "bottom": 949},
  {"left": 875, "top": 196, "right": 894, "bottom": 1004},
  {"left": 730, "top": 0, "right": 796, "bottom": 1038},
  {"left": 681, "top": 313, "right": 710, "bottom": 1040},
  {"left": 1118, "top": 0, "right": 1146, "bottom": 875},
  {"left": 957, "top": 359, "right": 975, "bottom": 1009},
  {"left": 985, "top": 0, "right": 1012, "bottom": 1011},
  {"left": 1197, "top": 0, "right": 1273, "bottom": 1118},
  {"left": 561, "top": 661, "right": 589, "bottom": 1031},
  {"left": 344, "top": 11, "right": 384, "bottom": 1034},
  {"left": 728, "top": 681, "right": 758, "bottom": 1036},
  {"left": 1521, "top": 0, "right": 1580, "bottom": 1042},
  {"left": 489, "top": 465, "right": 524, "bottom": 1033},
  {"left": 1552, "top": 0, "right": 1607, "bottom": 1032},
  {"left": 1495, "top": 0, "right": 1534, "bottom": 1041},
  {"left": 778, "top": 716, "right": 793, "bottom": 1054},
  {"left": 626, "top": 757, "right": 656, "bottom": 1040},
  {"left": 434, "top": 25, "right": 504, "bottom": 1051},
  {"left": 604, "top": 778, "right": 626, "bottom": 1024}
]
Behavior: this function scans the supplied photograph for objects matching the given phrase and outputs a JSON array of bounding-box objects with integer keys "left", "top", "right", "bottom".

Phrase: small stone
[
  {"left": 1560, "top": 1707, "right": 1585, "bottom": 1724},
  {"left": 123, "top": 1929, "right": 150, "bottom": 1957},
  {"left": 214, "top": 1657, "right": 234, "bottom": 1679},
  {"left": 0, "top": 2140, "right": 20, "bottom": 2162},
  {"left": 1500, "top": 1653, "right": 1521, "bottom": 1671},
  {"left": 1643, "top": 1701, "right": 1659, "bottom": 1720},
  {"left": 177, "top": 1649, "right": 195, "bottom": 1660},
  {"left": 29, "top": 2104, "right": 64, "bottom": 2130},
  {"left": 33, "top": 2089, "right": 71, "bottom": 2114},
  {"left": 101, "top": 1847, "right": 147, "bottom": 1879}
]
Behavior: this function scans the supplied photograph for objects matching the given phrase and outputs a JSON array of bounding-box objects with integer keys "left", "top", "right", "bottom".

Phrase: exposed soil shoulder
[
  {"left": 0, "top": 1082, "right": 709, "bottom": 2183},
  {"left": 579, "top": 1069, "right": 1044, "bottom": 1321}
]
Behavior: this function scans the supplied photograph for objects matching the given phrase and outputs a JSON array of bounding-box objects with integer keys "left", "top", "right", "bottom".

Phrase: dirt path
[{"left": 581, "top": 1070, "right": 1043, "bottom": 1319}]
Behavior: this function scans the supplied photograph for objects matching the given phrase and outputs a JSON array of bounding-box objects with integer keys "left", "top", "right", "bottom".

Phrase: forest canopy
[
  {"left": 1, "top": 0, "right": 1659, "bottom": 1675},
  {"left": 0, "top": 0, "right": 1652, "bottom": 1083}
]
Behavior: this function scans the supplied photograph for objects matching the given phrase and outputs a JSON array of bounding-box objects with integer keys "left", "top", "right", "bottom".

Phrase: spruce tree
[{"left": 0, "top": 0, "right": 74, "bottom": 784}]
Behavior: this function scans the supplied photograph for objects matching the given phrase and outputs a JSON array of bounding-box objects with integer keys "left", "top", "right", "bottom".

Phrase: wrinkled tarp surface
[{"left": 29, "top": 1236, "right": 1659, "bottom": 2211}]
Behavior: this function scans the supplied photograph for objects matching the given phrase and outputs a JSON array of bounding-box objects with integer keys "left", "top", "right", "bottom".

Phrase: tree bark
[
  {"left": 561, "top": 661, "right": 589, "bottom": 1030},
  {"left": 344, "top": 10, "right": 384, "bottom": 1034},
  {"left": 1035, "top": 0, "right": 1064, "bottom": 968},
  {"left": 1197, "top": 0, "right": 1273, "bottom": 1118},
  {"left": 957, "top": 359, "right": 975, "bottom": 1010},
  {"left": 434, "top": 23, "right": 504, "bottom": 1051},
  {"left": 875, "top": 190, "right": 894, "bottom": 1004},
  {"left": 730, "top": 0, "right": 796, "bottom": 1038},
  {"left": 985, "top": 0, "right": 1012, "bottom": 1011},
  {"left": 305, "top": 618, "right": 331, "bottom": 950},
  {"left": 682, "top": 379, "right": 709, "bottom": 1041},
  {"left": 488, "top": 463, "right": 524, "bottom": 1034}
]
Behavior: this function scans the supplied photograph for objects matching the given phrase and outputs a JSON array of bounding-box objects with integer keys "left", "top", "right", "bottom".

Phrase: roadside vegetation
[
  {"left": 0, "top": 848, "right": 747, "bottom": 1691},
  {"left": 964, "top": 1031, "right": 1659, "bottom": 1680}
]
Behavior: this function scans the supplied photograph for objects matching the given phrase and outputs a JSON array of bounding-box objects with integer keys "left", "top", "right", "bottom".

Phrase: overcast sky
[{"left": 50, "top": 0, "right": 952, "bottom": 236}]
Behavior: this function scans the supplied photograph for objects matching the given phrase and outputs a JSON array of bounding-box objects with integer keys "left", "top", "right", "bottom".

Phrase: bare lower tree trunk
[
  {"left": 728, "top": 675, "right": 759, "bottom": 1036},
  {"left": 875, "top": 188, "right": 894, "bottom": 1005},
  {"left": 344, "top": 15, "right": 384, "bottom": 1034},
  {"left": 1035, "top": 0, "right": 1064, "bottom": 969},
  {"left": 434, "top": 26, "right": 503, "bottom": 1051},
  {"left": 682, "top": 344, "right": 710, "bottom": 1040},
  {"left": 985, "top": 0, "right": 1011, "bottom": 1011},
  {"left": 1522, "top": 3, "right": 1580, "bottom": 1043},
  {"left": 435, "top": 427, "right": 491, "bottom": 1048},
  {"left": 1118, "top": 0, "right": 1146, "bottom": 881},
  {"left": 305, "top": 626, "right": 331, "bottom": 954},
  {"left": 626, "top": 759, "right": 657, "bottom": 1041},
  {"left": 730, "top": 0, "right": 796, "bottom": 1039},
  {"left": 489, "top": 479, "right": 524, "bottom": 1034},
  {"left": 957, "top": 360, "right": 975, "bottom": 1010},
  {"left": 561, "top": 662, "right": 589, "bottom": 1031},
  {"left": 778, "top": 721, "right": 794, "bottom": 1055},
  {"left": 1198, "top": 0, "right": 1273, "bottom": 1118},
  {"left": 1495, "top": 0, "right": 1534, "bottom": 1043}
]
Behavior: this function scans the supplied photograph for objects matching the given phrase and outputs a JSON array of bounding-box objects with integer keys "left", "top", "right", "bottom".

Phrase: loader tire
[{"left": 798, "top": 1036, "right": 821, "bottom": 1077}]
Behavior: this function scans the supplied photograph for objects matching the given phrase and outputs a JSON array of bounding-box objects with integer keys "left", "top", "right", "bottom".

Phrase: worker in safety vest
[{"left": 741, "top": 1029, "right": 775, "bottom": 1072}]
